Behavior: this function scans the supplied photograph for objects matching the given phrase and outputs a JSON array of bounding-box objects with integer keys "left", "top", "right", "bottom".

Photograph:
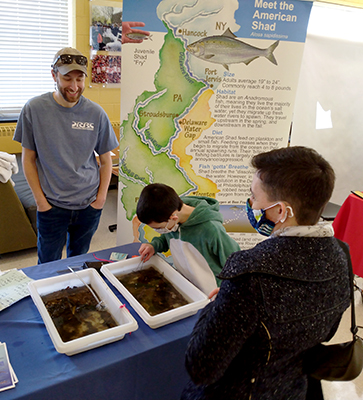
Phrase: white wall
[{"left": 291, "top": 3, "right": 363, "bottom": 205}]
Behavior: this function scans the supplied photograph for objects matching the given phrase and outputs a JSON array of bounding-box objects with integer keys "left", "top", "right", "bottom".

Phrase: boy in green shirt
[{"left": 136, "top": 183, "right": 240, "bottom": 295}]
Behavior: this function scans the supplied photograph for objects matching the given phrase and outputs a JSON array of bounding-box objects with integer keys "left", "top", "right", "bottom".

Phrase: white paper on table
[{"left": 0, "top": 269, "right": 33, "bottom": 311}]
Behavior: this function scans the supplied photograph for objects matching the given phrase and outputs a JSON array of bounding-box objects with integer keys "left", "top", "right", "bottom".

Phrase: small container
[
  {"left": 101, "top": 255, "right": 209, "bottom": 329},
  {"left": 28, "top": 268, "right": 138, "bottom": 356}
]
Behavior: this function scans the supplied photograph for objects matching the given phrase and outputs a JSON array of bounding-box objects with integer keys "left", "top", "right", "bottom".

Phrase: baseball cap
[{"left": 52, "top": 47, "right": 88, "bottom": 76}]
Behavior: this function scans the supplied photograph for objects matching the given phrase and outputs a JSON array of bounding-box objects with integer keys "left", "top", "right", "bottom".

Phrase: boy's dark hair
[
  {"left": 136, "top": 183, "right": 183, "bottom": 224},
  {"left": 251, "top": 146, "right": 335, "bottom": 225}
]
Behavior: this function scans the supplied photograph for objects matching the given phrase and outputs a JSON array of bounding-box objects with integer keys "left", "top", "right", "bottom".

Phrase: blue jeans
[{"left": 37, "top": 204, "right": 102, "bottom": 264}]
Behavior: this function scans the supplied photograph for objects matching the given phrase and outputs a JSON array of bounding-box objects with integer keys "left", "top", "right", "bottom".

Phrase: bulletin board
[{"left": 89, "top": 0, "right": 122, "bottom": 87}]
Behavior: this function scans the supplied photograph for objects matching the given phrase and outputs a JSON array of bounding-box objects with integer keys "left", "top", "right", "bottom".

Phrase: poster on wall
[
  {"left": 117, "top": 0, "right": 313, "bottom": 249},
  {"left": 90, "top": 1, "right": 122, "bottom": 86}
]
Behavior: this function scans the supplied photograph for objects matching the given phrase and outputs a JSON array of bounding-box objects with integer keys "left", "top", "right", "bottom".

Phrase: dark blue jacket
[{"left": 182, "top": 236, "right": 350, "bottom": 400}]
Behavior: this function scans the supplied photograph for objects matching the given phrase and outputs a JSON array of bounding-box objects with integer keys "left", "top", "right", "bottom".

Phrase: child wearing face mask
[
  {"left": 136, "top": 183, "right": 240, "bottom": 295},
  {"left": 181, "top": 146, "right": 351, "bottom": 400}
]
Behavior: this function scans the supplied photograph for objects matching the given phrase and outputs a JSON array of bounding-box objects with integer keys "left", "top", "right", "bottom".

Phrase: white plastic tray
[
  {"left": 101, "top": 255, "right": 209, "bottom": 329},
  {"left": 28, "top": 268, "right": 138, "bottom": 356}
]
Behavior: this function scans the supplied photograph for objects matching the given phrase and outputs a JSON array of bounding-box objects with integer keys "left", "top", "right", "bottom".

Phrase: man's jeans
[{"left": 37, "top": 204, "right": 102, "bottom": 264}]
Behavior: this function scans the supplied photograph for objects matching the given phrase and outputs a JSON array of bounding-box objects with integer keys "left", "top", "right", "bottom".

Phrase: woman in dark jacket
[{"left": 181, "top": 146, "right": 350, "bottom": 400}]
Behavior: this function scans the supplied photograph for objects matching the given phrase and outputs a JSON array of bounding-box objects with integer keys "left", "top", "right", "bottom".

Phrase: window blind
[{"left": 0, "top": 0, "right": 71, "bottom": 120}]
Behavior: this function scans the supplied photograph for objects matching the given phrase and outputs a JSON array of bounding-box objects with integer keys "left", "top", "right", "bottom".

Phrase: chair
[{"left": 321, "top": 202, "right": 341, "bottom": 221}]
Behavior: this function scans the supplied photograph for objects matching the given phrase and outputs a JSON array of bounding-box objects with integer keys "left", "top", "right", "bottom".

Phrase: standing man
[{"left": 13, "top": 47, "right": 119, "bottom": 263}]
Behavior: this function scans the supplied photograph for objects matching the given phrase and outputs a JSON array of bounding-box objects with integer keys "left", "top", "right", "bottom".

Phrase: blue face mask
[{"left": 246, "top": 199, "right": 279, "bottom": 237}]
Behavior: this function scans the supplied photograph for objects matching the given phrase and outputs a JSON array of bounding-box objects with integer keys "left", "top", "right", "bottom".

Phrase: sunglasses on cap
[{"left": 53, "top": 54, "right": 88, "bottom": 67}]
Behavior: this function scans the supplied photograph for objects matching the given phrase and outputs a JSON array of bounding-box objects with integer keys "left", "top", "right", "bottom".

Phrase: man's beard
[{"left": 58, "top": 84, "right": 83, "bottom": 104}]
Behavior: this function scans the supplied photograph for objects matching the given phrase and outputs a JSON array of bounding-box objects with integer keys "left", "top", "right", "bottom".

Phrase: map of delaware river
[
  {"left": 119, "top": 24, "right": 219, "bottom": 221},
  {"left": 118, "top": 0, "right": 313, "bottom": 246}
]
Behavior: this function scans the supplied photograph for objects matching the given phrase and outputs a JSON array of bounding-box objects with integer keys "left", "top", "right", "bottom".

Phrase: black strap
[{"left": 336, "top": 239, "right": 357, "bottom": 336}]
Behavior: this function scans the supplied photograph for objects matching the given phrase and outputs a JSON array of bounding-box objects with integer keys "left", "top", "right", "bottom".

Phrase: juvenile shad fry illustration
[
  {"left": 126, "top": 32, "right": 152, "bottom": 41},
  {"left": 187, "top": 28, "right": 279, "bottom": 70}
]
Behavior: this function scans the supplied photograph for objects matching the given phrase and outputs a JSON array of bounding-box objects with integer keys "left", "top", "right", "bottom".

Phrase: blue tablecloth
[{"left": 0, "top": 243, "right": 198, "bottom": 400}]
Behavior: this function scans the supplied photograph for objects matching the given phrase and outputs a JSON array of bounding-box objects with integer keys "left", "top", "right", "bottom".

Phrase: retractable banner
[{"left": 117, "top": 0, "right": 312, "bottom": 249}]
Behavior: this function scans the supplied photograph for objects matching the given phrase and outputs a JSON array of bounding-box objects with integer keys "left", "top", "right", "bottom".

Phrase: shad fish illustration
[{"left": 187, "top": 28, "right": 279, "bottom": 70}]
